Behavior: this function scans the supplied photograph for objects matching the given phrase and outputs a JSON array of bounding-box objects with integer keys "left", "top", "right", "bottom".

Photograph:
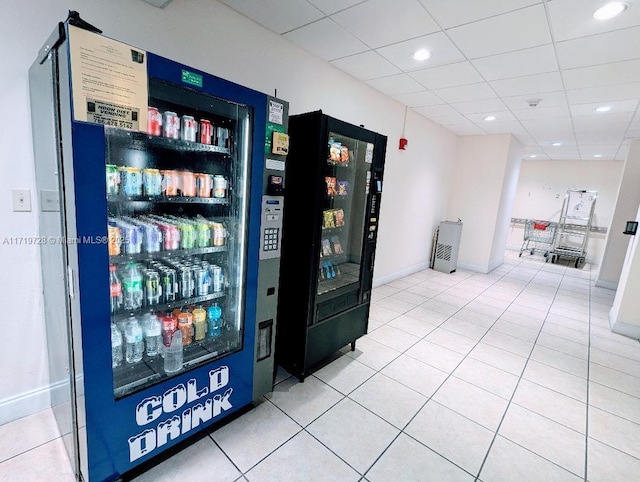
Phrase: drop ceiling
[{"left": 217, "top": 0, "right": 640, "bottom": 161}]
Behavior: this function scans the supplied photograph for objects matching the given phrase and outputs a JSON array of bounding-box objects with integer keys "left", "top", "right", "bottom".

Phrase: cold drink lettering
[
  {"left": 128, "top": 367, "right": 233, "bottom": 462},
  {"left": 127, "top": 429, "right": 156, "bottom": 462},
  {"left": 135, "top": 396, "right": 162, "bottom": 425}
]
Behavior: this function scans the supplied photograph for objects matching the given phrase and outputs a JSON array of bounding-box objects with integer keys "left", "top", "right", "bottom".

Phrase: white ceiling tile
[
  {"left": 562, "top": 59, "right": 640, "bottom": 90},
  {"left": 412, "top": 104, "right": 461, "bottom": 117},
  {"left": 556, "top": 26, "right": 640, "bottom": 70},
  {"left": 466, "top": 111, "right": 516, "bottom": 124},
  {"left": 445, "top": 124, "right": 488, "bottom": 135},
  {"left": 284, "top": 18, "right": 369, "bottom": 61},
  {"left": 502, "top": 91, "right": 568, "bottom": 110},
  {"left": 523, "top": 146, "right": 548, "bottom": 158},
  {"left": 548, "top": 0, "right": 640, "bottom": 42},
  {"left": 365, "top": 73, "right": 425, "bottom": 96},
  {"left": 542, "top": 148, "right": 580, "bottom": 160},
  {"left": 577, "top": 144, "right": 621, "bottom": 159},
  {"left": 220, "top": 0, "right": 324, "bottom": 34},
  {"left": 449, "top": 98, "right": 509, "bottom": 115},
  {"left": 520, "top": 117, "right": 575, "bottom": 142},
  {"left": 307, "top": 0, "right": 363, "bottom": 15},
  {"left": 566, "top": 83, "right": 640, "bottom": 104},
  {"left": 471, "top": 44, "right": 558, "bottom": 81},
  {"left": 569, "top": 99, "right": 639, "bottom": 117},
  {"left": 428, "top": 113, "right": 472, "bottom": 125},
  {"left": 490, "top": 72, "right": 563, "bottom": 97},
  {"left": 616, "top": 141, "right": 632, "bottom": 160},
  {"left": 480, "top": 119, "right": 525, "bottom": 134},
  {"left": 418, "top": 0, "right": 539, "bottom": 29},
  {"left": 376, "top": 32, "right": 465, "bottom": 72},
  {"left": 627, "top": 128, "right": 640, "bottom": 139},
  {"left": 331, "top": 0, "right": 439, "bottom": 48},
  {"left": 393, "top": 90, "right": 445, "bottom": 107},
  {"left": 446, "top": 5, "right": 552, "bottom": 59},
  {"left": 409, "top": 61, "right": 483, "bottom": 89},
  {"left": 573, "top": 113, "right": 630, "bottom": 144},
  {"left": 512, "top": 105, "right": 571, "bottom": 121},
  {"left": 330, "top": 50, "right": 401, "bottom": 80},
  {"left": 431, "top": 82, "right": 497, "bottom": 103}
]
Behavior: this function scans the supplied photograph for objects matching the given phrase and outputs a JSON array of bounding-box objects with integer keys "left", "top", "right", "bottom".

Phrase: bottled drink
[
  {"left": 111, "top": 323, "right": 123, "bottom": 368},
  {"left": 207, "top": 304, "right": 223, "bottom": 339},
  {"left": 125, "top": 316, "right": 144, "bottom": 364},
  {"left": 143, "top": 313, "right": 162, "bottom": 357},
  {"left": 122, "top": 263, "right": 144, "bottom": 311},
  {"left": 109, "top": 265, "right": 123, "bottom": 314},
  {"left": 192, "top": 307, "right": 207, "bottom": 342},
  {"left": 177, "top": 311, "right": 193, "bottom": 346},
  {"left": 161, "top": 314, "right": 178, "bottom": 348},
  {"left": 164, "top": 326, "right": 183, "bottom": 374}
]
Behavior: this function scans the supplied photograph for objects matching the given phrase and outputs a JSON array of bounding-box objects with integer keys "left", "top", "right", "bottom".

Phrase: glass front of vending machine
[{"left": 29, "top": 18, "right": 288, "bottom": 481}]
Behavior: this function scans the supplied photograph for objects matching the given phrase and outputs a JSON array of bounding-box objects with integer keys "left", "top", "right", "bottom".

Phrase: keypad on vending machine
[{"left": 263, "top": 228, "right": 280, "bottom": 251}]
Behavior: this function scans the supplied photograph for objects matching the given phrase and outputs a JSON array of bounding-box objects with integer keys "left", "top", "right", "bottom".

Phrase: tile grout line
[
  {"left": 584, "top": 263, "right": 593, "bottom": 482},
  {"left": 474, "top": 256, "right": 569, "bottom": 481}
]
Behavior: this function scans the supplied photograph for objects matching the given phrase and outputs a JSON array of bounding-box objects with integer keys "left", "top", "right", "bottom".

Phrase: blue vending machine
[{"left": 29, "top": 13, "right": 288, "bottom": 481}]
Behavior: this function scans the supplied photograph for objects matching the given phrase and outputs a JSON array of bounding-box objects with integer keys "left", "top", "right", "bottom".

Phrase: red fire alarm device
[{"left": 399, "top": 138, "right": 408, "bottom": 150}]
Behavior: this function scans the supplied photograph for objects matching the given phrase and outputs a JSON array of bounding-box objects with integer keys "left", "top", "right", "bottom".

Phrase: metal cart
[
  {"left": 519, "top": 219, "right": 557, "bottom": 260},
  {"left": 551, "top": 189, "right": 597, "bottom": 268}
]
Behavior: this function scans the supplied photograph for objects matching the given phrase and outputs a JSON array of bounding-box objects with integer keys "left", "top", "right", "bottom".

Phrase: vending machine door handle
[{"left": 67, "top": 265, "right": 75, "bottom": 300}]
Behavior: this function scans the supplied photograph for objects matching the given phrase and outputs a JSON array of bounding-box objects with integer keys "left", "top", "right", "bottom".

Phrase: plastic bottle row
[
  {"left": 108, "top": 215, "right": 226, "bottom": 256},
  {"left": 110, "top": 256, "right": 226, "bottom": 314},
  {"left": 111, "top": 304, "right": 225, "bottom": 373},
  {"left": 107, "top": 164, "right": 228, "bottom": 198}
]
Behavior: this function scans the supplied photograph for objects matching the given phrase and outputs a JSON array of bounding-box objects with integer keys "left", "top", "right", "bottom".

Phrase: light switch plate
[{"left": 11, "top": 189, "right": 32, "bottom": 212}]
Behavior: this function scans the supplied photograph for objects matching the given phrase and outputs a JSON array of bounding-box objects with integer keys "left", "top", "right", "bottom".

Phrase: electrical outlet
[{"left": 11, "top": 189, "right": 32, "bottom": 212}]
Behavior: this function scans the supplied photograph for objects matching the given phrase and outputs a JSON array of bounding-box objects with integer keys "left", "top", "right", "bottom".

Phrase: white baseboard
[
  {"left": 457, "top": 262, "right": 495, "bottom": 274},
  {"left": 609, "top": 308, "right": 640, "bottom": 340},
  {"left": 373, "top": 261, "right": 431, "bottom": 287},
  {"left": 595, "top": 278, "right": 618, "bottom": 290}
]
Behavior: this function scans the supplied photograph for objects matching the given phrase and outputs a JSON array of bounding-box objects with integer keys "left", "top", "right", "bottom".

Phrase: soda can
[
  {"left": 145, "top": 270, "right": 163, "bottom": 305},
  {"left": 181, "top": 171, "right": 196, "bottom": 197},
  {"left": 119, "top": 167, "right": 143, "bottom": 196},
  {"left": 142, "top": 223, "right": 162, "bottom": 253},
  {"left": 211, "top": 222, "right": 226, "bottom": 246},
  {"left": 199, "top": 119, "right": 212, "bottom": 144},
  {"left": 181, "top": 115, "right": 197, "bottom": 142},
  {"left": 161, "top": 170, "right": 180, "bottom": 197},
  {"left": 162, "top": 111, "right": 180, "bottom": 139},
  {"left": 196, "top": 222, "right": 210, "bottom": 248},
  {"left": 178, "top": 266, "right": 194, "bottom": 299},
  {"left": 108, "top": 226, "right": 121, "bottom": 256},
  {"left": 195, "top": 268, "right": 209, "bottom": 296},
  {"left": 195, "top": 173, "right": 212, "bottom": 198},
  {"left": 162, "top": 269, "right": 177, "bottom": 303},
  {"left": 216, "top": 127, "right": 229, "bottom": 148},
  {"left": 147, "top": 107, "right": 162, "bottom": 136},
  {"left": 180, "top": 223, "right": 196, "bottom": 250},
  {"left": 106, "top": 164, "right": 120, "bottom": 195},
  {"left": 211, "top": 265, "right": 223, "bottom": 293},
  {"left": 120, "top": 223, "right": 143, "bottom": 254},
  {"left": 143, "top": 169, "right": 162, "bottom": 196},
  {"left": 213, "top": 175, "right": 227, "bottom": 198}
]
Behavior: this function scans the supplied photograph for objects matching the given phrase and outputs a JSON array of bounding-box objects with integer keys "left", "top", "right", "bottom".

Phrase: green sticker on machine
[
  {"left": 265, "top": 123, "right": 285, "bottom": 153},
  {"left": 181, "top": 69, "right": 203, "bottom": 87}
]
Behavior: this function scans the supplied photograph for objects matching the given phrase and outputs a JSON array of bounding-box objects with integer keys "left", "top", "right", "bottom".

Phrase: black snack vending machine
[{"left": 276, "top": 111, "right": 387, "bottom": 380}]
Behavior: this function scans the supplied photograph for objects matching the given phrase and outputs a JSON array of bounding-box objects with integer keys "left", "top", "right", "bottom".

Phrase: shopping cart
[
  {"left": 550, "top": 190, "right": 597, "bottom": 268},
  {"left": 519, "top": 219, "right": 557, "bottom": 260}
]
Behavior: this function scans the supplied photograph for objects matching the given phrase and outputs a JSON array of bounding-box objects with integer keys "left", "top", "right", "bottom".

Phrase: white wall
[
  {"left": 507, "top": 159, "right": 624, "bottom": 264},
  {"left": 610, "top": 203, "right": 640, "bottom": 339},
  {"left": 597, "top": 140, "right": 640, "bottom": 289},
  {"left": 0, "top": 0, "right": 458, "bottom": 422},
  {"left": 446, "top": 134, "right": 521, "bottom": 273}
]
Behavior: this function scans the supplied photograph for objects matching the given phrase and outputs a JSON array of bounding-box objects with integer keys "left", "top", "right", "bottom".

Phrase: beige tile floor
[{"left": 2, "top": 251, "right": 640, "bottom": 481}]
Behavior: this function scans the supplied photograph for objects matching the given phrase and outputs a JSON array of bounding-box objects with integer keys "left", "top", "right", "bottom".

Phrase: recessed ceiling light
[
  {"left": 595, "top": 106, "right": 612, "bottom": 112},
  {"left": 529, "top": 155, "right": 537, "bottom": 158},
  {"left": 411, "top": 49, "right": 431, "bottom": 61},
  {"left": 484, "top": 115, "right": 496, "bottom": 121},
  {"left": 594, "top": 154, "right": 603, "bottom": 158},
  {"left": 552, "top": 142, "right": 563, "bottom": 146},
  {"left": 593, "top": 2, "right": 628, "bottom": 20}
]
